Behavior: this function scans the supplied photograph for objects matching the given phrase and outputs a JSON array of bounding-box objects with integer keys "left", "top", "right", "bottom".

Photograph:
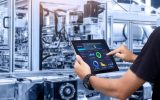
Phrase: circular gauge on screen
[
  {"left": 93, "top": 60, "right": 99, "bottom": 69},
  {"left": 96, "top": 52, "right": 102, "bottom": 58}
]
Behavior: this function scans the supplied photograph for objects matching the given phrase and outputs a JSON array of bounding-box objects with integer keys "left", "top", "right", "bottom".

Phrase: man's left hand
[{"left": 74, "top": 55, "right": 91, "bottom": 80}]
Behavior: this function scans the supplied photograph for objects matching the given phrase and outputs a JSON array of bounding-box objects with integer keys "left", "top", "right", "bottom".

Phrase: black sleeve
[{"left": 130, "top": 27, "right": 160, "bottom": 83}]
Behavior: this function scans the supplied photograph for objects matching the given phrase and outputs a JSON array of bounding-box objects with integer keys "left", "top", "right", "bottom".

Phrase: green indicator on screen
[{"left": 96, "top": 52, "right": 102, "bottom": 58}]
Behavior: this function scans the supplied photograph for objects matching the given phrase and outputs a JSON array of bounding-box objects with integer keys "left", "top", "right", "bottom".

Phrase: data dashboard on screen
[{"left": 72, "top": 40, "right": 119, "bottom": 74}]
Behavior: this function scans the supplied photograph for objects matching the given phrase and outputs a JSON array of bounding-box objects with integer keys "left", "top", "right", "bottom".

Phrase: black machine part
[
  {"left": 84, "top": 1, "right": 105, "bottom": 18},
  {"left": 44, "top": 79, "right": 77, "bottom": 100}
]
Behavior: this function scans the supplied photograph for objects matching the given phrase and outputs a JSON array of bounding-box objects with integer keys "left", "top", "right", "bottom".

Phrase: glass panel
[
  {"left": 14, "top": 0, "right": 30, "bottom": 71},
  {"left": 0, "top": 0, "right": 10, "bottom": 72},
  {"left": 40, "top": 0, "right": 106, "bottom": 70},
  {"left": 40, "top": 1, "right": 84, "bottom": 70},
  {"left": 110, "top": 22, "right": 129, "bottom": 49},
  {"left": 131, "top": 24, "right": 157, "bottom": 54}
]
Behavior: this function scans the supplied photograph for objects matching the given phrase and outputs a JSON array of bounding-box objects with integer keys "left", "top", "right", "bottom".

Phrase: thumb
[{"left": 76, "top": 55, "right": 83, "bottom": 64}]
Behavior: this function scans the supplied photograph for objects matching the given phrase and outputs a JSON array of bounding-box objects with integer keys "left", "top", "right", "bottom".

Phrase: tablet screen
[{"left": 72, "top": 39, "right": 119, "bottom": 74}]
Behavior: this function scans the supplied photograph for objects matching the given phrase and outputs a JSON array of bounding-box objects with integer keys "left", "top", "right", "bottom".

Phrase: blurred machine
[
  {"left": 40, "top": 4, "right": 75, "bottom": 70},
  {"left": 38, "top": 0, "right": 159, "bottom": 70},
  {"left": 14, "top": 3, "right": 30, "bottom": 70},
  {"left": 0, "top": 71, "right": 77, "bottom": 100},
  {"left": 44, "top": 79, "right": 77, "bottom": 100},
  {"left": 39, "top": 1, "right": 106, "bottom": 70},
  {"left": 83, "top": 1, "right": 105, "bottom": 39},
  {"left": 0, "top": 0, "right": 31, "bottom": 72},
  {"left": 0, "top": 71, "right": 152, "bottom": 100},
  {"left": 0, "top": 0, "right": 157, "bottom": 71},
  {"left": 0, "top": 0, "right": 159, "bottom": 100},
  {"left": 0, "top": 0, "right": 10, "bottom": 72},
  {"left": 0, "top": 78, "right": 17, "bottom": 100}
]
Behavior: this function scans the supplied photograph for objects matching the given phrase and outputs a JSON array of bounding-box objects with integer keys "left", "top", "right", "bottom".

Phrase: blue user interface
[{"left": 76, "top": 42, "right": 114, "bottom": 72}]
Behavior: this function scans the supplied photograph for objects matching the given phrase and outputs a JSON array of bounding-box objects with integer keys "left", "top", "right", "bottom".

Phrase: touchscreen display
[{"left": 72, "top": 40, "right": 119, "bottom": 74}]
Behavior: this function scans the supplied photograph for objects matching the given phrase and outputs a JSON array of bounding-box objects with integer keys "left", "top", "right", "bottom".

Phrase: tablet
[{"left": 71, "top": 39, "right": 119, "bottom": 74}]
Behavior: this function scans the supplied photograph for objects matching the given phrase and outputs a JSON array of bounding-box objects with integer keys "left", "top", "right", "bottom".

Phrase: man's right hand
[{"left": 107, "top": 45, "right": 137, "bottom": 62}]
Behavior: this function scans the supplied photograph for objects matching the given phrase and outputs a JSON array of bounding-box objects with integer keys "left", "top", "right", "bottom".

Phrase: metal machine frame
[
  {"left": 0, "top": 0, "right": 32, "bottom": 73},
  {"left": 107, "top": 9, "right": 158, "bottom": 52}
]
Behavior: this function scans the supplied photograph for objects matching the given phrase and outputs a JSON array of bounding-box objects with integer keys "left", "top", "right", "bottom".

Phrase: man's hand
[
  {"left": 107, "top": 45, "right": 137, "bottom": 62},
  {"left": 74, "top": 55, "right": 91, "bottom": 80}
]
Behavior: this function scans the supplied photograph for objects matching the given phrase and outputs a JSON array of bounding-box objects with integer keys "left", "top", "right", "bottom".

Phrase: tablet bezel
[{"left": 71, "top": 39, "right": 119, "bottom": 74}]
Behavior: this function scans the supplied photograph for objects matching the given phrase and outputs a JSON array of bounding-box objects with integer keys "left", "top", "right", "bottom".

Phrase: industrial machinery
[
  {"left": 0, "top": 0, "right": 159, "bottom": 100},
  {"left": 38, "top": 0, "right": 159, "bottom": 71},
  {"left": 0, "top": 1, "right": 159, "bottom": 71},
  {"left": 44, "top": 78, "right": 77, "bottom": 100},
  {"left": 83, "top": 0, "right": 106, "bottom": 39},
  {"left": 14, "top": 0, "right": 30, "bottom": 71},
  {"left": 0, "top": 0, "right": 10, "bottom": 72},
  {"left": 25, "top": 83, "right": 44, "bottom": 100},
  {"left": 16, "top": 77, "right": 44, "bottom": 100},
  {"left": 39, "top": 1, "right": 106, "bottom": 70},
  {"left": 0, "top": 0, "right": 31, "bottom": 72},
  {"left": 0, "top": 72, "right": 76, "bottom": 100},
  {"left": 39, "top": 2, "right": 83, "bottom": 70},
  {"left": 0, "top": 78, "right": 17, "bottom": 100}
]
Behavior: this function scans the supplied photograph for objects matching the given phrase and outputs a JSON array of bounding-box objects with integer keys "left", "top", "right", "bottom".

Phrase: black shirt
[{"left": 130, "top": 27, "right": 160, "bottom": 100}]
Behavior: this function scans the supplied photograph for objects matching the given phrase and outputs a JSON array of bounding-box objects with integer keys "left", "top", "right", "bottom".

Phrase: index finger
[{"left": 107, "top": 49, "right": 120, "bottom": 56}]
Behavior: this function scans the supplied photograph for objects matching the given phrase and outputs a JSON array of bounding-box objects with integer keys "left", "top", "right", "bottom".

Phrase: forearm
[
  {"left": 89, "top": 70, "right": 144, "bottom": 100},
  {"left": 89, "top": 76, "right": 123, "bottom": 99}
]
